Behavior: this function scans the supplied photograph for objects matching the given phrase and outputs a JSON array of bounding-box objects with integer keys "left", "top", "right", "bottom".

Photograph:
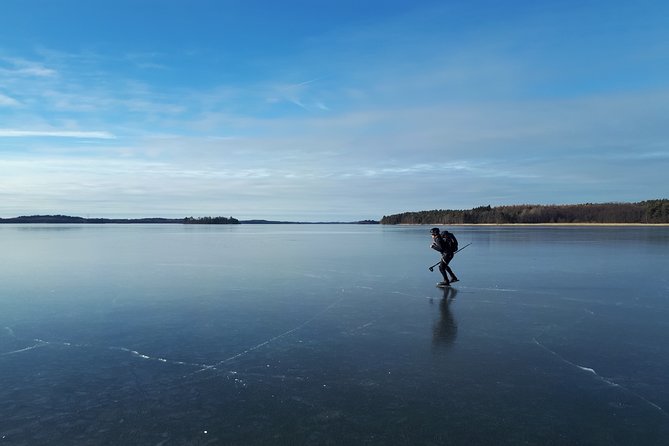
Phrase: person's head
[{"left": 430, "top": 227, "right": 440, "bottom": 237}]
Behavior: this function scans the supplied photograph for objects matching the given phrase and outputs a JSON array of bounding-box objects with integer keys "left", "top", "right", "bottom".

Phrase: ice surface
[{"left": 1, "top": 224, "right": 668, "bottom": 444}]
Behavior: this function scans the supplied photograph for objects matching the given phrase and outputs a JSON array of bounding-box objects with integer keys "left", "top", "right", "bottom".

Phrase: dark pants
[{"left": 439, "top": 252, "right": 457, "bottom": 282}]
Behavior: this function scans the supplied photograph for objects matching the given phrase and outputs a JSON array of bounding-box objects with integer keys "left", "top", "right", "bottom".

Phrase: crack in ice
[
  {"left": 1, "top": 335, "right": 210, "bottom": 370},
  {"left": 109, "top": 347, "right": 210, "bottom": 368},
  {"left": 533, "top": 338, "right": 668, "bottom": 416},
  {"left": 202, "top": 294, "right": 346, "bottom": 372},
  {"left": 2, "top": 293, "right": 346, "bottom": 388},
  {"left": 1, "top": 343, "right": 45, "bottom": 356}
]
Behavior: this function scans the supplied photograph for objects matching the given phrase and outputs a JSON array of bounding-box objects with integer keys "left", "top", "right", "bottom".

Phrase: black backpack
[{"left": 443, "top": 231, "right": 458, "bottom": 252}]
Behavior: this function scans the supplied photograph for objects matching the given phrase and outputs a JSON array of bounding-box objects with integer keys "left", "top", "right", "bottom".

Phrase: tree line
[
  {"left": 183, "top": 216, "right": 240, "bottom": 224},
  {"left": 0, "top": 215, "right": 240, "bottom": 224},
  {"left": 380, "top": 200, "right": 669, "bottom": 224}
]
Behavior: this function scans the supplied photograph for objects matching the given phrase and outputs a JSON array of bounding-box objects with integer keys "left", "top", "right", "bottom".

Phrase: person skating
[{"left": 430, "top": 227, "right": 459, "bottom": 287}]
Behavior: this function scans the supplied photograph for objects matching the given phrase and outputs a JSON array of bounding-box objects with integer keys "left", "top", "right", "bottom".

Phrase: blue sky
[{"left": 1, "top": 0, "right": 667, "bottom": 220}]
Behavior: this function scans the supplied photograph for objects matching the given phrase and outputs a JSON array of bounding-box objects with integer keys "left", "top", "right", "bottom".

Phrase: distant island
[
  {"left": 380, "top": 200, "right": 669, "bottom": 225},
  {"left": 0, "top": 215, "right": 240, "bottom": 224},
  {"left": 0, "top": 215, "right": 379, "bottom": 225}
]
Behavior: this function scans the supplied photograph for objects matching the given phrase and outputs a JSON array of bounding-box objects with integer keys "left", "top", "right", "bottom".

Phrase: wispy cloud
[
  {"left": 0, "top": 93, "right": 20, "bottom": 107},
  {"left": 266, "top": 78, "right": 330, "bottom": 111},
  {"left": 0, "top": 129, "right": 115, "bottom": 139},
  {"left": 0, "top": 56, "right": 57, "bottom": 77}
]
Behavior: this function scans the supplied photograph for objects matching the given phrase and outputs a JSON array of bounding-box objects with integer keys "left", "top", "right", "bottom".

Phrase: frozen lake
[{"left": 1, "top": 224, "right": 668, "bottom": 445}]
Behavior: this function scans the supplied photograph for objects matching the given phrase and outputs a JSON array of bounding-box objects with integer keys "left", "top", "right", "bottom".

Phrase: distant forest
[
  {"left": 380, "top": 200, "right": 669, "bottom": 224},
  {"left": 183, "top": 216, "right": 240, "bottom": 224},
  {"left": 0, "top": 215, "right": 240, "bottom": 224}
]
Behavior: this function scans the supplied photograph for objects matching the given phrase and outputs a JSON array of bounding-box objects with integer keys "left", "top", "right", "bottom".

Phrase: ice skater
[{"left": 430, "top": 227, "right": 459, "bottom": 287}]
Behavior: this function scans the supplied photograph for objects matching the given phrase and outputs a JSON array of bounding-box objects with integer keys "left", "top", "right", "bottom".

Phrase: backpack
[{"left": 443, "top": 231, "right": 458, "bottom": 252}]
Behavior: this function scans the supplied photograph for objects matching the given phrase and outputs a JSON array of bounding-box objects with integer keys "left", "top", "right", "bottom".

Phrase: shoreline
[
  {"left": 2, "top": 221, "right": 668, "bottom": 227},
  {"left": 397, "top": 223, "right": 669, "bottom": 227}
]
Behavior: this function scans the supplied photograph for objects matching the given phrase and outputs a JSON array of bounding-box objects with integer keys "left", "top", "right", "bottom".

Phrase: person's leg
[
  {"left": 443, "top": 252, "right": 458, "bottom": 282},
  {"left": 438, "top": 259, "right": 450, "bottom": 285}
]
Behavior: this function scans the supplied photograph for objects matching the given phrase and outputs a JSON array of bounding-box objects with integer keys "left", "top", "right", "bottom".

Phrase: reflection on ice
[{"left": 432, "top": 287, "right": 458, "bottom": 347}]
